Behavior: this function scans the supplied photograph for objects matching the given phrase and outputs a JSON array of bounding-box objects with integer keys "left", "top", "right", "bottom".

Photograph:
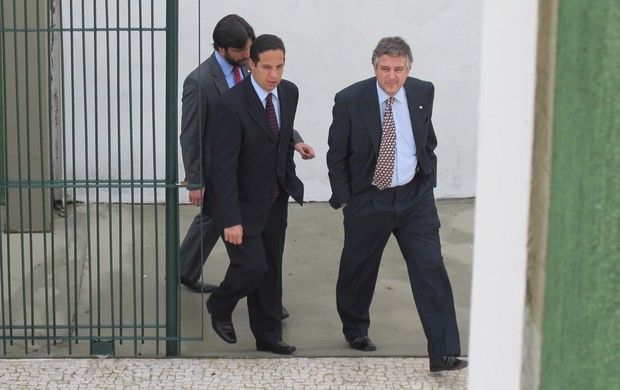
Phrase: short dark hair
[
  {"left": 212, "top": 14, "right": 255, "bottom": 50},
  {"left": 371, "top": 36, "right": 413, "bottom": 68},
  {"left": 250, "top": 34, "right": 285, "bottom": 64}
]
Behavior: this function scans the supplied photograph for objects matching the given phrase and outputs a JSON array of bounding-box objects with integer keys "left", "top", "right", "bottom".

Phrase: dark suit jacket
[
  {"left": 179, "top": 53, "right": 302, "bottom": 188},
  {"left": 326, "top": 76, "right": 438, "bottom": 209},
  {"left": 208, "top": 78, "right": 304, "bottom": 235}
]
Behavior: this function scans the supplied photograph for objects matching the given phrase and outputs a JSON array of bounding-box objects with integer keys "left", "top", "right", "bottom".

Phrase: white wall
[{"left": 64, "top": 0, "right": 482, "bottom": 203}]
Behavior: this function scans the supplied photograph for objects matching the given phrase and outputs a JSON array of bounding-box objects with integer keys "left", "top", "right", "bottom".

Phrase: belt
[{"left": 372, "top": 168, "right": 421, "bottom": 193}]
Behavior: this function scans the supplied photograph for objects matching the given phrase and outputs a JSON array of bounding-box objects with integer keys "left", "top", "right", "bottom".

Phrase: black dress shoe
[
  {"left": 256, "top": 340, "right": 296, "bottom": 355},
  {"left": 206, "top": 300, "right": 236, "bottom": 344},
  {"left": 429, "top": 356, "right": 468, "bottom": 372},
  {"left": 348, "top": 336, "right": 377, "bottom": 351},
  {"left": 180, "top": 276, "right": 217, "bottom": 293},
  {"left": 281, "top": 306, "right": 289, "bottom": 320}
]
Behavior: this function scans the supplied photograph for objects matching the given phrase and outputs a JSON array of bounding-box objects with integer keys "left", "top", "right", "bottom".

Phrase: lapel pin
[{"left": 419, "top": 105, "right": 423, "bottom": 110}]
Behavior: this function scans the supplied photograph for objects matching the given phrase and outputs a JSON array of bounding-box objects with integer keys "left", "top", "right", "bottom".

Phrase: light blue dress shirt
[
  {"left": 376, "top": 83, "right": 417, "bottom": 187},
  {"left": 251, "top": 76, "right": 280, "bottom": 127},
  {"left": 214, "top": 51, "right": 241, "bottom": 88}
]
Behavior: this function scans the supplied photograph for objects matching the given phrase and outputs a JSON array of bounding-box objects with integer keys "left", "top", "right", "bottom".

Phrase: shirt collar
[
  {"left": 376, "top": 82, "right": 406, "bottom": 105},
  {"left": 250, "top": 75, "right": 279, "bottom": 104},
  {"left": 214, "top": 50, "right": 235, "bottom": 78}
]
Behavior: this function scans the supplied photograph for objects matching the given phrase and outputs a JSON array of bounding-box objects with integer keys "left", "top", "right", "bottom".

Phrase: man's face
[
  {"left": 219, "top": 38, "right": 252, "bottom": 67},
  {"left": 249, "top": 49, "right": 285, "bottom": 92},
  {"left": 374, "top": 54, "right": 411, "bottom": 96}
]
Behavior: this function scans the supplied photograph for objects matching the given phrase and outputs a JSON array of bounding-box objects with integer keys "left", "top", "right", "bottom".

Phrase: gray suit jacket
[{"left": 179, "top": 52, "right": 302, "bottom": 188}]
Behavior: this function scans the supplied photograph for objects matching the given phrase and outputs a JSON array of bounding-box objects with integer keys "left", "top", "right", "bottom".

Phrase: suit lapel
[
  {"left": 361, "top": 79, "right": 382, "bottom": 154},
  {"left": 207, "top": 53, "right": 229, "bottom": 96},
  {"left": 244, "top": 80, "right": 278, "bottom": 144},
  {"left": 404, "top": 80, "right": 427, "bottom": 148},
  {"left": 241, "top": 64, "right": 251, "bottom": 80},
  {"left": 364, "top": 78, "right": 428, "bottom": 155}
]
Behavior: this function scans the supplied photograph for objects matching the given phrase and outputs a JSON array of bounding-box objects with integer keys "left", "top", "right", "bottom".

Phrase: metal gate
[{"left": 0, "top": 0, "right": 184, "bottom": 357}]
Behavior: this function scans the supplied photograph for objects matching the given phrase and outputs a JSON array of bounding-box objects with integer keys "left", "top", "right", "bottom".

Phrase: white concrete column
[{"left": 469, "top": 1, "right": 540, "bottom": 388}]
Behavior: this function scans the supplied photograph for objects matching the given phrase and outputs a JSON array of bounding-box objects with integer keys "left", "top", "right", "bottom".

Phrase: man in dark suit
[
  {"left": 326, "top": 36, "right": 467, "bottom": 372},
  {"left": 206, "top": 34, "right": 304, "bottom": 355},
  {"left": 178, "top": 15, "right": 314, "bottom": 300}
]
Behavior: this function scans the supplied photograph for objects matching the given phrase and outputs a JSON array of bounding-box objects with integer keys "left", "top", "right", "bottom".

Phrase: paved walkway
[
  {"left": 0, "top": 357, "right": 468, "bottom": 389},
  {"left": 0, "top": 200, "right": 472, "bottom": 388}
]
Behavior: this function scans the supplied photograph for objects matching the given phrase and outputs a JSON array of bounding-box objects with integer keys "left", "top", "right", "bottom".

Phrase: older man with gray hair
[{"left": 326, "top": 36, "right": 466, "bottom": 372}]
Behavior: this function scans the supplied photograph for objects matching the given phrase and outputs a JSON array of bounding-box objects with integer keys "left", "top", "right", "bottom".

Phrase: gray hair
[{"left": 371, "top": 36, "right": 413, "bottom": 68}]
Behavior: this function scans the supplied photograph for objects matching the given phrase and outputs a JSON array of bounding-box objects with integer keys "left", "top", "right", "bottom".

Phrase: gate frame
[
  {"left": 164, "top": 0, "right": 180, "bottom": 357},
  {"left": 0, "top": 0, "right": 183, "bottom": 357}
]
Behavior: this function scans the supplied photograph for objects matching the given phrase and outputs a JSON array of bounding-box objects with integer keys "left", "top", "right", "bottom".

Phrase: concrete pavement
[
  {"left": 0, "top": 198, "right": 474, "bottom": 388},
  {"left": 179, "top": 199, "right": 473, "bottom": 358}
]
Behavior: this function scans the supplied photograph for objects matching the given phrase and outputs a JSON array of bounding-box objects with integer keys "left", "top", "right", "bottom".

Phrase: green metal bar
[
  {"left": 22, "top": 0, "right": 37, "bottom": 348},
  {"left": 0, "top": 0, "right": 9, "bottom": 354},
  {"left": 0, "top": 0, "right": 13, "bottom": 355},
  {"left": 165, "top": 0, "right": 180, "bottom": 357},
  {"left": 47, "top": 0, "right": 60, "bottom": 350},
  {"left": 150, "top": 0, "right": 162, "bottom": 356},
  {"left": 196, "top": 0, "right": 206, "bottom": 341},
  {"left": 69, "top": 0, "right": 80, "bottom": 350},
  {"left": 0, "top": 27, "right": 166, "bottom": 33},
  {"left": 78, "top": 0, "right": 95, "bottom": 349},
  {"left": 116, "top": 0, "right": 124, "bottom": 345},
  {"left": 58, "top": 0, "right": 73, "bottom": 356},
  {"left": 0, "top": 3, "right": 4, "bottom": 209},
  {"left": 126, "top": 0, "right": 138, "bottom": 356},
  {"left": 71, "top": 0, "right": 81, "bottom": 354},
  {"left": 0, "top": 179, "right": 175, "bottom": 188},
  {"left": 104, "top": 0, "right": 116, "bottom": 347},
  {"left": 11, "top": 0, "right": 29, "bottom": 355},
  {"left": 92, "top": 1, "right": 103, "bottom": 343},
  {"left": 43, "top": 0, "right": 53, "bottom": 353},
  {"left": 138, "top": 0, "right": 146, "bottom": 346},
  {"left": 36, "top": 0, "right": 51, "bottom": 355},
  {"left": 2, "top": 323, "right": 166, "bottom": 330}
]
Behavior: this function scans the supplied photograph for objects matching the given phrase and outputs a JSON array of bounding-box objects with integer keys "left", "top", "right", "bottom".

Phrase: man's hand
[
  {"left": 188, "top": 188, "right": 205, "bottom": 207},
  {"left": 294, "top": 142, "right": 316, "bottom": 160},
  {"left": 224, "top": 224, "right": 243, "bottom": 245}
]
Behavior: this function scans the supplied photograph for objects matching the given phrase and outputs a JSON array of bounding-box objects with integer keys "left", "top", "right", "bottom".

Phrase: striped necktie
[
  {"left": 265, "top": 93, "right": 280, "bottom": 140},
  {"left": 265, "top": 93, "right": 280, "bottom": 200},
  {"left": 233, "top": 66, "right": 242, "bottom": 84}
]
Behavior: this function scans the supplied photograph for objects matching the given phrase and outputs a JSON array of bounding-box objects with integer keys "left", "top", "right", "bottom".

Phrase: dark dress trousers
[
  {"left": 207, "top": 77, "right": 303, "bottom": 344},
  {"left": 326, "top": 76, "right": 461, "bottom": 358}
]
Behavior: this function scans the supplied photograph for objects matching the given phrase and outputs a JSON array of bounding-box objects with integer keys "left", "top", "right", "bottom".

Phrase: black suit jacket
[
  {"left": 326, "top": 76, "right": 438, "bottom": 209},
  {"left": 208, "top": 77, "right": 304, "bottom": 235},
  {"left": 179, "top": 54, "right": 303, "bottom": 189}
]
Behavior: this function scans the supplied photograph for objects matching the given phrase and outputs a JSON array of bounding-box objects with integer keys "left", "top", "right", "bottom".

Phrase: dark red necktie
[
  {"left": 265, "top": 93, "right": 280, "bottom": 140},
  {"left": 265, "top": 93, "right": 280, "bottom": 200},
  {"left": 233, "top": 66, "right": 242, "bottom": 84}
]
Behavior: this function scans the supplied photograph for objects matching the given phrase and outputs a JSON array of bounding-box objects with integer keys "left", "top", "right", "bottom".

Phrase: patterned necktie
[
  {"left": 373, "top": 96, "right": 396, "bottom": 190},
  {"left": 265, "top": 93, "right": 280, "bottom": 200},
  {"left": 233, "top": 66, "right": 242, "bottom": 84}
]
